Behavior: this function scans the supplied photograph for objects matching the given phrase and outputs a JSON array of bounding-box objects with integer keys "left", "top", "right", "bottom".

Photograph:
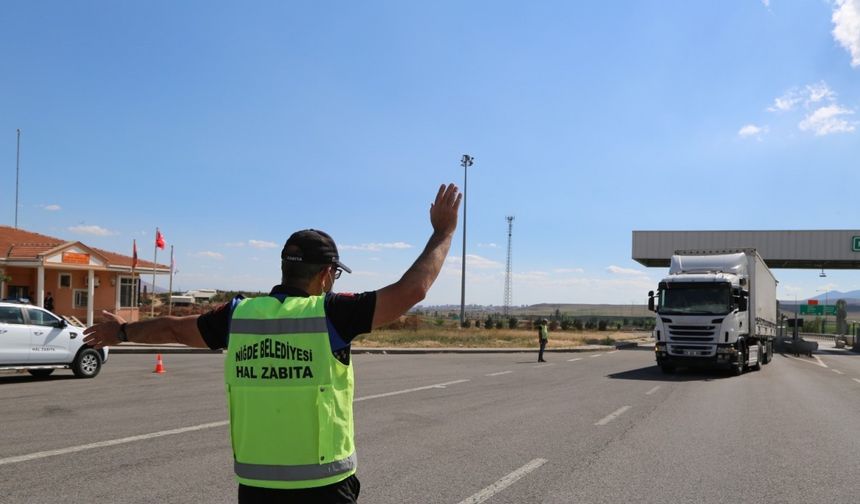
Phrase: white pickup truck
[{"left": 0, "top": 300, "right": 108, "bottom": 378}]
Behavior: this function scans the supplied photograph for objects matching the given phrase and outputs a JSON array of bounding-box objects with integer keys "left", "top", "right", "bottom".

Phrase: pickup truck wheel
[
  {"left": 28, "top": 369, "right": 54, "bottom": 378},
  {"left": 72, "top": 348, "right": 102, "bottom": 378}
]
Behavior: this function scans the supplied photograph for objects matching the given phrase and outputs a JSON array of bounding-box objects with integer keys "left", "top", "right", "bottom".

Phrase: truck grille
[{"left": 667, "top": 324, "right": 716, "bottom": 343}]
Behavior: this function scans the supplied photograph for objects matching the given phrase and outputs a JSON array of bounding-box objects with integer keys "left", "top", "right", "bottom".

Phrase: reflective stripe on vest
[
  {"left": 235, "top": 452, "right": 357, "bottom": 482},
  {"left": 231, "top": 317, "right": 328, "bottom": 335}
]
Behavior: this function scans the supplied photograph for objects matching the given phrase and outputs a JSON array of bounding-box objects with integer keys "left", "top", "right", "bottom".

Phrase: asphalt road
[{"left": 3, "top": 347, "right": 860, "bottom": 503}]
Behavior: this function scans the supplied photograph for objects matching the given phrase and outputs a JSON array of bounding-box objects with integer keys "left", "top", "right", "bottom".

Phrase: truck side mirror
[{"left": 647, "top": 291, "right": 655, "bottom": 312}]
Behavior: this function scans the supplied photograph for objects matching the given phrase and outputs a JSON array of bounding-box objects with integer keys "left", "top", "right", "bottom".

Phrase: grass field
[{"left": 353, "top": 328, "right": 651, "bottom": 348}]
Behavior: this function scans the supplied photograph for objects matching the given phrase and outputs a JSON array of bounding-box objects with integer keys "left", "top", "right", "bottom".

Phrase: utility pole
[
  {"left": 15, "top": 129, "right": 21, "bottom": 228},
  {"left": 503, "top": 216, "right": 514, "bottom": 317},
  {"left": 459, "top": 154, "right": 474, "bottom": 327}
]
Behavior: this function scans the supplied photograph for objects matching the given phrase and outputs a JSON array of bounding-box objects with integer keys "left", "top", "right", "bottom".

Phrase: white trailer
[{"left": 648, "top": 249, "right": 778, "bottom": 375}]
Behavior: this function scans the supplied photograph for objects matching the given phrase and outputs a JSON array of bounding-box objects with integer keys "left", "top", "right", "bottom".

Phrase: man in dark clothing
[
  {"left": 44, "top": 292, "right": 54, "bottom": 312},
  {"left": 537, "top": 319, "right": 548, "bottom": 362},
  {"left": 83, "top": 183, "right": 461, "bottom": 503}
]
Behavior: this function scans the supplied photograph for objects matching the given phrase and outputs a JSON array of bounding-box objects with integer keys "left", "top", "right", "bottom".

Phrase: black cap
[{"left": 281, "top": 229, "right": 351, "bottom": 273}]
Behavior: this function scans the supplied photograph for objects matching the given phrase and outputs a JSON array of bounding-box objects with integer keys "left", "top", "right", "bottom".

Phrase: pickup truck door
[
  {"left": 25, "top": 308, "right": 73, "bottom": 364},
  {"left": 0, "top": 305, "right": 31, "bottom": 365}
]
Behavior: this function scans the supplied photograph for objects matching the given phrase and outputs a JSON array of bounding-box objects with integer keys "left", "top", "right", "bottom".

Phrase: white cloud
[
  {"left": 768, "top": 88, "right": 803, "bottom": 112},
  {"left": 553, "top": 268, "right": 585, "bottom": 274},
  {"left": 249, "top": 240, "right": 277, "bottom": 249},
  {"left": 445, "top": 254, "right": 504, "bottom": 269},
  {"left": 798, "top": 104, "right": 857, "bottom": 135},
  {"left": 738, "top": 124, "right": 768, "bottom": 139},
  {"left": 224, "top": 242, "right": 246, "bottom": 248},
  {"left": 42, "top": 204, "right": 61, "bottom": 211},
  {"left": 806, "top": 82, "right": 836, "bottom": 104},
  {"left": 342, "top": 242, "right": 413, "bottom": 252},
  {"left": 832, "top": 0, "right": 860, "bottom": 67},
  {"left": 478, "top": 243, "right": 499, "bottom": 248},
  {"left": 761, "top": 0, "right": 770, "bottom": 7},
  {"left": 68, "top": 225, "right": 114, "bottom": 236},
  {"left": 193, "top": 251, "right": 225, "bottom": 260},
  {"left": 606, "top": 265, "right": 648, "bottom": 276}
]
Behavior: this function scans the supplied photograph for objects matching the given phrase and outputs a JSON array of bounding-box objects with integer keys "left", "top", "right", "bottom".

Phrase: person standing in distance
[
  {"left": 44, "top": 291, "right": 55, "bottom": 313},
  {"left": 83, "top": 183, "right": 462, "bottom": 504},
  {"left": 537, "top": 318, "right": 548, "bottom": 362}
]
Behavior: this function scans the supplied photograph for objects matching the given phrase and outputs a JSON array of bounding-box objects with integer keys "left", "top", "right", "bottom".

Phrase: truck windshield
[{"left": 658, "top": 283, "right": 732, "bottom": 315}]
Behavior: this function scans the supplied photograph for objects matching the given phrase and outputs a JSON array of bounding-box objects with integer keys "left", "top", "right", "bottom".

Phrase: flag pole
[
  {"left": 168, "top": 245, "right": 174, "bottom": 316},
  {"left": 151, "top": 229, "right": 158, "bottom": 317}
]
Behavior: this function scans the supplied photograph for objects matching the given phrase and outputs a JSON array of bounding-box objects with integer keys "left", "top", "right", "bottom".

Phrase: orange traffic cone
[{"left": 153, "top": 353, "right": 166, "bottom": 374}]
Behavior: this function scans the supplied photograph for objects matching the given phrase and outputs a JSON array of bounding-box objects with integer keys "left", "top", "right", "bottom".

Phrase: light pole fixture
[{"left": 459, "top": 154, "right": 474, "bottom": 327}]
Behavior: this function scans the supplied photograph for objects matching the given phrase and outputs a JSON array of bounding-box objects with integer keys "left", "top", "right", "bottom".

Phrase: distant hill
[{"left": 419, "top": 303, "right": 652, "bottom": 318}]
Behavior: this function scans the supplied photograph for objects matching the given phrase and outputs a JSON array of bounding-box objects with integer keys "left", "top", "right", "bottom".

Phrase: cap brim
[{"left": 336, "top": 261, "right": 352, "bottom": 274}]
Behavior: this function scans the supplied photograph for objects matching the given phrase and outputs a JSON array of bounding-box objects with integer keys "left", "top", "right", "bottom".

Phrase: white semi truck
[{"left": 647, "top": 249, "right": 777, "bottom": 375}]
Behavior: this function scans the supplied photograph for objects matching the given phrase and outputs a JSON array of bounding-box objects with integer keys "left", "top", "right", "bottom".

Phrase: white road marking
[
  {"left": 456, "top": 458, "right": 548, "bottom": 504},
  {"left": 645, "top": 386, "right": 661, "bottom": 395},
  {"left": 832, "top": 369, "right": 845, "bottom": 375},
  {"left": 785, "top": 355, "right": 828, "bottom": 368},
  {"left": 607, "top": 350, "right": 619, "bottom": 354},
  {"left": 813, "top": 355, "right": 828, "bottom": 368},
  {"left": 0, "top": 421, "right": 229, "bottom": 467},
  {"left": 853, "top": 378, "right": 860, "bottom": 385},
  {"left": 590, "top": 354, "right": 603, "bottom": 358},
  {"left": 595, "top": 405, "right": 631, "bottom": 426},
  {"left": 355, "top": 379, "right": 470, "bottom": 402},
  {"left": 567, "top": 357, "right": 583, "bottom": 362},
  {"left": 486, "top": 371, "right": 513, "bottom": 377}
]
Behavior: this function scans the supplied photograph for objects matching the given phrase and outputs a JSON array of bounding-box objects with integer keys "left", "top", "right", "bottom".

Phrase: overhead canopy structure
[{"left": 632, "top": 230, "right": 860, "bottom": 269}]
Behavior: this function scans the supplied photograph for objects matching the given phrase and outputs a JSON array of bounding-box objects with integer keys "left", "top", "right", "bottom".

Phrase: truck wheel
[
  {"left": 28, "top": 369, "right": 54, "bottom": 378},
  {"left": 751, "top": 342, "right": 762, "bottom": 371},
  {"left": 72, "top": 348, "right": 102, "bottom": 378},
  {"left": 762, "top": 341, "right": 772, "bottom": 365}
]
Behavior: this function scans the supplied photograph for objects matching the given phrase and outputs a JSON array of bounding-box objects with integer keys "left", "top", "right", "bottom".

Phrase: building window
[
  {"left": 120, "top": 277, "right": 139, "bottom": 308},
  {"left": 59, "top": 273, "right": 72, "bottom": 288},
  {"left": 74, "top": 289, "right": 88, "bottom": 309}
]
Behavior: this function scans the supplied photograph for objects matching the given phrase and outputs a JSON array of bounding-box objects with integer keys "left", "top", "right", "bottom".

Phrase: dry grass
[{"left": 353, "top": 328, "right": 649, "bottom": 348}]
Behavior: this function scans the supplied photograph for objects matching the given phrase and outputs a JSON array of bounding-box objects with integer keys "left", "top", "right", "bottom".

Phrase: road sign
[
  {"left": 800, "top": 305, "right": 837, "bottom": 315},
  {"left": 854, "top": 236, "right": 860, "bottom": 252}
]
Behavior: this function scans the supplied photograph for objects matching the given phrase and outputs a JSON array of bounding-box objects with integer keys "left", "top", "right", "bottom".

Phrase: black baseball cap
[{"left": 281, "top": 229, "right": 352, "bottom": 273}]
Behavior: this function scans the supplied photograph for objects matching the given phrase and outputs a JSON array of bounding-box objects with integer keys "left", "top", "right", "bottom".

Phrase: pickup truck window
[
  {"left": 0, "top": 306, "right": 25, "bottom": 324},
  {"left": 26, "top": 308, "right": 60, "bottom": 326}
]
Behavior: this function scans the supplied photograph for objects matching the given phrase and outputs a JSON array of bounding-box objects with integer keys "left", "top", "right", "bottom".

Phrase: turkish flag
[
  {"left": 155, "top": 229, "right": 166, "bottom": 250},
  {"left": 132, "top": 239, "right": 139, "bottom": 270}
]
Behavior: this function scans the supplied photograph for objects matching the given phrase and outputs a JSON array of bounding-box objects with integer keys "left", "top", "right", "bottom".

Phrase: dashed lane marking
[
  {"left": 590, "top": 354, "right": 603, "bottom": 358},
  {"left": 646, "top": 386, "right": 661, "bottom": 395},
  {"left": 832, "top": 369, "right": 845, "bottom": 375},
  {"left": 355, "top": 379, "right": 470, "bottom": 402},
  {"left": 595, "top": 405, "right": 631, "bottom": 426},
  {"left": 486, "top": 371, "right": 513, "bottom": 377},
  {"left": 0, "top": 421, "right": 229, "bottom": 467},
  {"left": 853, "top": 378, "right": 860, "bottom": 385},
  {"left": 567, "top": 357, "right": 582, "bottom": 362},
  {"left": 784, "top": 355, "right": 828, "bottom": 368},
  {"left": 456, "top": 458, "right": 548, "bottom": 504}
]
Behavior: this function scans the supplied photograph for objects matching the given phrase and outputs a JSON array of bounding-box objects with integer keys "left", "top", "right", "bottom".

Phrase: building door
[{"left": 7, "top": 285, "right": 30, "bottom": 302}]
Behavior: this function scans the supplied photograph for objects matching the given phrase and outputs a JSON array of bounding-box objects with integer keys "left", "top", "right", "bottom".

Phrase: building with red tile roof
[{"left": 0, "top": 225, "right": 168, "bottom": 324}]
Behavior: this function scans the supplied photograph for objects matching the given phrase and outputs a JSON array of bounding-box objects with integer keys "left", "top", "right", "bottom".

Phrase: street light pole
[
  {"left": 15, "top": 129, "right": 21, "bottom": 229},
  {"left": 459, "top": 154, "right": 474, "bottom": 327}
]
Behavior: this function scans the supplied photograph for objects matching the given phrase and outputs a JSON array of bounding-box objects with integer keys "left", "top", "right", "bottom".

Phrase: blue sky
[{"left": 3, "top": 1, "right": 860, "bottom": 306}]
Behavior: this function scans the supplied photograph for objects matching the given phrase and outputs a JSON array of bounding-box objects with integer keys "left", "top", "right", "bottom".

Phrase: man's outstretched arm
[
  {"left": 372, "top": 183, "right": 462, "bottom": 329},
  {"left": 83, "top": 310, "right": 208, "bottom": 349}
]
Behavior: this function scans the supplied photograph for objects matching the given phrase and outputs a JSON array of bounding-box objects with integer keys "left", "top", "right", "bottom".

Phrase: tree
[{"left": 508, "top": 317, "right": 518, "bottom": 329}]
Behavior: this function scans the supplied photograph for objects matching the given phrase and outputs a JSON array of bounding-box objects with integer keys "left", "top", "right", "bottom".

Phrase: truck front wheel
[{"left": 72, "top": 348, "right": 102, "bottom": 378}]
